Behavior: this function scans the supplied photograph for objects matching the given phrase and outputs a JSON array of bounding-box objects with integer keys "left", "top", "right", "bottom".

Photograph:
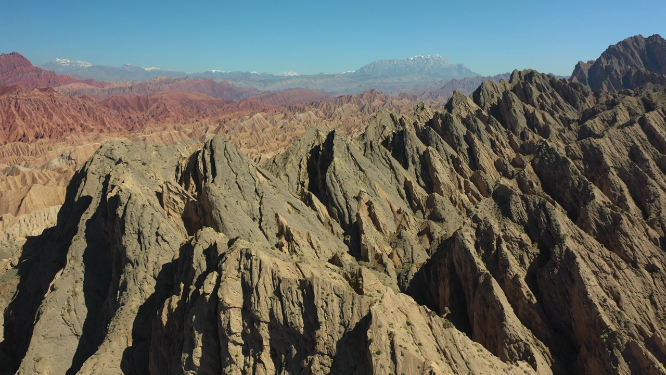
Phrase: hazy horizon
[{"left": 2, "top": 0, "right": 665, "bottom": 76}]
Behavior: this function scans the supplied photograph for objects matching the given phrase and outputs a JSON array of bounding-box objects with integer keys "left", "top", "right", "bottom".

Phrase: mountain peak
[
  {"left": 51, "top": 58, "right": 93, "bottom": 67},
  {"left": 571, "top": 33, "right": 666, "bottom": 91},
  {"left": 0, "top": 52, "right": 33, "bottom": 69},
  {"left": 276, "top": 71, "right": 300, "bottom": 76},
  {"left": 0, "top": 52, "right": 91, "bottom": 88},
  {"left": 353, "top": 55, "right": 478, "bottom": 79},
  {"left": 408, "top": 54, "right": 448, "bottom": 62}
]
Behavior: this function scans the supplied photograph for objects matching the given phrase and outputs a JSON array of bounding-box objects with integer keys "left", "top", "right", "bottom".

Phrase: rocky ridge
[
  {"left": 0, "top": 89, "right": 418, "bottom": 251},
  {"left": 572, "top": 34, "right": 666, "bottom": 91},
  {"left": 1, "top": 66, "right": 666, "bottom": 375},
  {"left": 396, "top": 73, "right": 513, "bottom": 102}
]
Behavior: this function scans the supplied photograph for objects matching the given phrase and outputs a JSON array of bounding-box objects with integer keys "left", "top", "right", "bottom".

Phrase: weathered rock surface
[
  {"left": 0, "top": 88, "right": 418, "bottom": 251},
  {"left": 2, "top": 63, "right": 666, "bottom": 375},
  {"left": 572, "top": 34, "right": 666, "bottom": 91}
]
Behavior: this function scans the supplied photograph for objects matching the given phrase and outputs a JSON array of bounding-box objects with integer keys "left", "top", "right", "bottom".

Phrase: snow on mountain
[
  {"left": 52, "top": 58, "right": 93, "bottom": 67},
  {"left": 353, "top": 54, "right": 478, "bottom": 78},
  {"left": 276, "top": 71, "right": 301, "bottom": 76}
]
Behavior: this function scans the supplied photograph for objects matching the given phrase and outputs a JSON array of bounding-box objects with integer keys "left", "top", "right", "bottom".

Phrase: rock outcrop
[
  {"left": 2, "top": 65, "right": 666, "bottom": 375},
  {"left": 571, "top": 34, "right": 666, "bottom": 91}
]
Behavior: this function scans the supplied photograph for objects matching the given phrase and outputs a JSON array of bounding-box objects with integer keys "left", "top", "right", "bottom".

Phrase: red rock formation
[
  {"left": 251, "top": 89, "right": 332, "bottom": 106},
  {"left": 57, "top": 76, "right": 263, "bottom": 101},
  {"left": 0, "top": 52, "right": 109, "bottom": 89},
  {"left": 0, "top": 85, "right": 278, "bottom": 145}
]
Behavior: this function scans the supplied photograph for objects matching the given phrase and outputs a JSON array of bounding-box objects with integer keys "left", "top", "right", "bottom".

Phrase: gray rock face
[
  {"left": 2, "top": 67, "right": 666, "bottom": 375},
  {"left": 572, "top": 34, "right": 666, "bottom": 91}
]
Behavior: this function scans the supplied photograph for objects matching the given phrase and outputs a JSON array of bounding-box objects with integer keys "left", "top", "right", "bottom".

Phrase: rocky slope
[
  {"left": 249, "top": 89, "right": 333, "bottom": 107},
  {"left": 0, "top": 89, "right": 418, "bottom": 252},
  {"left": 2, "top": 66, "right": 666, "bottom": 375},
  {"left": 0, "top": 85, "right": 279, "bottom": 145},
  {"left": 572, "top": 34, "right": 666, "bottom": 91}
]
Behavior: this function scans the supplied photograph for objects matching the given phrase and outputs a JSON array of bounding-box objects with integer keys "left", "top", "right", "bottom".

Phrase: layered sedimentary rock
[{"left": 2, "top": 66, "right": 666, "bottom": 375}]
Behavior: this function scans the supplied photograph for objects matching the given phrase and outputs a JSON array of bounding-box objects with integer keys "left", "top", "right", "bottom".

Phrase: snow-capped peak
[
  {"left": 276, "top": 71, "right": 300, "bottom": 76},
  {"left": 52, "top": 58, "right": 92, "bottom": 67},
  {"left": 142, "top": 66, "right": 178, "bottom": 72},
  {"left": 408, "top": 54, "right": 444, "bottom": 61}
]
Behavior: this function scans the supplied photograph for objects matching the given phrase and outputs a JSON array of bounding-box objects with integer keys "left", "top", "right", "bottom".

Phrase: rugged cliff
[{"left": 571, "top": 34, "right": 666, "bottom": 91}]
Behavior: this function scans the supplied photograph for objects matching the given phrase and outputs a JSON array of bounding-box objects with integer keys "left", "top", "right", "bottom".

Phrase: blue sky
[{"left": 2, "top": 0, "right": 664, "bottom": 76}]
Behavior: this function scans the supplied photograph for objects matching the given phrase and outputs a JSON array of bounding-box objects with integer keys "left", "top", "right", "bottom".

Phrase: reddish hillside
[
  {"left": 0, "top": 52, "right": 109, "bottom": 89},
  {"left": 0, "top": 85, "right": 276, "bottom": 144},
  {"left": 252, "top": 89, "right": 332, "bottom": 106},
  {"left": 58, "top": 76, "right": 263, "bottom": 101},
  {"left": 298, "top": 89, "right": 415, "bottom": 116}
]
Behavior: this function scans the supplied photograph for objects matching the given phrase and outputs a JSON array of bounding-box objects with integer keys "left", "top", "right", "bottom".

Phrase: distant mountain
[
  {"left": 352, "top": 54, "right": 479, "bottom": 79},
  {"left": 571, "top": 34, "right": 666, "bottom": 91},
  {"left": 48, "top": 58, "right": 92, "bottom": 67},
  {"left": 2, "top": 54, "right": 264, "bottom": 101},
  {"left": 0, "top": 53, "right": 108, "bottom": 88},
  {"left": 57, "top": 76, "right": 263, "bottom": 101},
  {"left": 41, "top": 59, "right": 191, "bottom": 82},
  {"left": 39, "top": 54, "right": 483, "bottom": 95}
]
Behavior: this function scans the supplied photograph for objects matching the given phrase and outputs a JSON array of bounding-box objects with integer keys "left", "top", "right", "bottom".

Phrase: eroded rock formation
[
  {"left": 2, "top": 65, "right": 666, "bottom": 375},
  {"left": 572, "top": 34, "right": 666, "bottom": 91}
]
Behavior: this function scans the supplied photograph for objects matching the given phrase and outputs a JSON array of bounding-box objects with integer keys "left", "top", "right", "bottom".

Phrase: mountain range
[
  {"left": 40, "top": 54, "right": 482, "bottom": 94},
  {"left": 0, "top": 34, "right": 666, "bottom": 375}
]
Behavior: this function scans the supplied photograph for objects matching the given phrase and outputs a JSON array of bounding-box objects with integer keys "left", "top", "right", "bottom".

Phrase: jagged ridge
[{"left": 1, "top": 64, "right": 666, "bottom": 375}]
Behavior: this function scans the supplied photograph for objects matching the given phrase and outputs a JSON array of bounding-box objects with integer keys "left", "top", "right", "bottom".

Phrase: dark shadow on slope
[
  {"left": 306, "top": 144, "right": 326, "bottom": 206},
  {"left": 179, "top": 240, "right": 222, "bottom": 373},
  {"left": 406, "top": 237, "right": 473, "bottom": 338},
  {"left": 493, "top": 185, "right": 580, "bottom": 373},
  {"left": 65, "top": 203, "right": 113, "bottom": 375},
  {"left": 120, "top": 261, "right": 176, "bottom": 375},
  {"left": 0, "top": 168, "right": 92, "bottom": 373},
  {"left": 329, "top": 314, "right": 371, "bottom": 375}
]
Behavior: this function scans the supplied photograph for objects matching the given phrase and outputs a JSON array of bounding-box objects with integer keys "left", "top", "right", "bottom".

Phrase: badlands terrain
[{"left": 0, "top": 34, "right": 666, "bottom": 374}]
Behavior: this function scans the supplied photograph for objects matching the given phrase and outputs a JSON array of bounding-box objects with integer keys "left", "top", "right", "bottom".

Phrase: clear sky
[{"left": 2, "top": 0, "right": 664, "bottom": 76}]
